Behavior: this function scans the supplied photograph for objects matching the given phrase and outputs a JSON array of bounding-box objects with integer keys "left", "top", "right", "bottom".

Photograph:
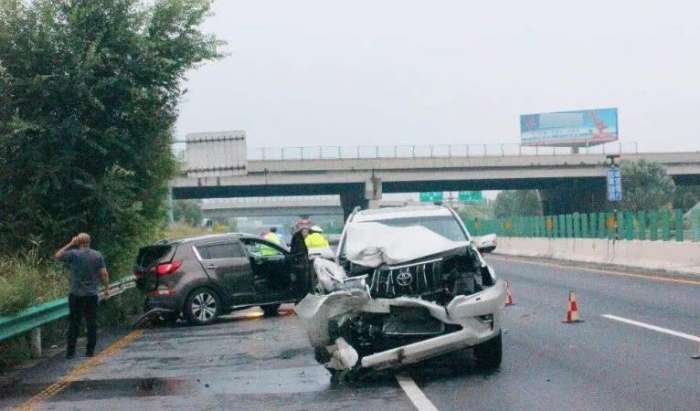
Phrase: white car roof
[{"left": 351, "top": 205, "right": 454, "bottom": 223}]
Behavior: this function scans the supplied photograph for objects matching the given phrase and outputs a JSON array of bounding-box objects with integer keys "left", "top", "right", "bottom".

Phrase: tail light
[{"left": 154, "top": 260, "right": 183, "bottom": 276}]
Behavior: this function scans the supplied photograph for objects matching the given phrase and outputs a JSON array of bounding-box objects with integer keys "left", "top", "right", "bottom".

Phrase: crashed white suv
[{"left": 295, "top": 205, "right": 507, "bottom": 376}]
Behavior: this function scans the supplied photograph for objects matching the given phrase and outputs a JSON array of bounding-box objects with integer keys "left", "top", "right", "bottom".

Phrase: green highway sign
[
  {"left": 458, "top": 191, "right": 484, "bottom": 203},
  {"left": 419, "top": 192, "right": 444, "bottom": 202}
]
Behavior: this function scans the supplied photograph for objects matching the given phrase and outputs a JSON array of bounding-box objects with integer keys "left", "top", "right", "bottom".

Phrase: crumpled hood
[{"left": 345, "top": 222, "right": 468, "bottom": 268}]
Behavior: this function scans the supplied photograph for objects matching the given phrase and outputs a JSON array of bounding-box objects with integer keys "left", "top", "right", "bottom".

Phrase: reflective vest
[
  {"left": 305, "top": 232, "right": 329, "bottom": 249},
  {"left": 261, "top": 232, "right": 281, "bottom": 256}
]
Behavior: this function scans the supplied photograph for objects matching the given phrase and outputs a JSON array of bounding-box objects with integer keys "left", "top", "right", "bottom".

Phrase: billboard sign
[
  {"left": 607, "top": 167, "right": 623, "bottom": 202},
  {"left": 520, "top": 108, "right": 618, "bottom": 147}
]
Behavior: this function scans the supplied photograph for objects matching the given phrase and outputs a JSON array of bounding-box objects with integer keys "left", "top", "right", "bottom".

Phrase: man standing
[
  {"left": 54, "top": 233, "right": 109, "bottom": 359},
  {"left": 305, "top": 225, "right": 330, "bottom": 250}
]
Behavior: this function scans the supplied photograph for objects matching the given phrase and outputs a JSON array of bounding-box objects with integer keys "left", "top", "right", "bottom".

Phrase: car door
[
  {"left": 196, "top": 240, "right": 255, "bottom": 301},
  {"left": 241, "top": 239, "right": 296, "bottom": 295}
]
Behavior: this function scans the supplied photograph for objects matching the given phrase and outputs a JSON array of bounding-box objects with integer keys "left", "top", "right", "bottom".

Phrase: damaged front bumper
[{"left": 295, "top": 279, "right": 507, "bottom": 371}]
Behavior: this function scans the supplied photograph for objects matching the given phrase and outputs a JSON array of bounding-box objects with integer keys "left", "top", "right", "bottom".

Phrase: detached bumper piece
[{"left": 132, "top": 307, "right": 176, "bottom": 329}]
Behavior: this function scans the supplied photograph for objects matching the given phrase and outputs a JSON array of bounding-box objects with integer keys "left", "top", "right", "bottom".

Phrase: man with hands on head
[{"left": 54, "top": 233, "right": 109, "bottom": 359}]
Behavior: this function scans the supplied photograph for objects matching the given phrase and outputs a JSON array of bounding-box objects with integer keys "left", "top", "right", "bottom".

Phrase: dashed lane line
[
  {"left": 13, "top": 329, "right": 144, "bottom": 411},
  {"left": 396, "top": 373, "right": 439, "bottom": 411},
  {"left": 602, "top": 314, "right": 700, "bottom": 343},
  {"left": 487, "top": 255, "right": 700, "bottom": 286}
]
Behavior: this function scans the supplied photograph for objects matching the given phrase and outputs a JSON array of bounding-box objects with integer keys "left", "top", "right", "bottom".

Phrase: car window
[
  {"left": 198, "top": 242, "right": 245, "bottom": 260},
  {"left": 242, "top": 239, "right": 283, "bottom": 257}
]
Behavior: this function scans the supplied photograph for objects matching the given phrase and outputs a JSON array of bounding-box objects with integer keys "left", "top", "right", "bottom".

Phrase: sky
[{"left": 175, "top": 0, "right": 700, "bottom": 154}]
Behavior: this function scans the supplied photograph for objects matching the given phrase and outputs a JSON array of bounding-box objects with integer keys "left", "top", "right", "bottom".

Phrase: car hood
[{"left": 345, "top": 222, "right": 469, "bottom": 268}]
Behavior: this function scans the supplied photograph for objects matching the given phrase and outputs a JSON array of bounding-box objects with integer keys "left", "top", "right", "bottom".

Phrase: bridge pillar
[
  {"left": 540, "top": 180, "right": 607, "bottom": 215},
  {"left": 340, "top": 186, "right": 367, "bottom": 221}
]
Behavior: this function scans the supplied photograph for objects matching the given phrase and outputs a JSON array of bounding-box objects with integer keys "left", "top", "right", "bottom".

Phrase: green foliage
[
  {"left": 493, "top": 190, "right": 542, "bottom": 218},
  {"left": 173, "top": 199, "right": 203, "bottom": 226},
  {"left": 456, "top": 202, "right": 495, "bottom": 222},
  {"left": 673, "top": 185, "right": 700, "bottom": 210},
  {"left": 0, "top": 249, "right": 68, "bottom": 315},
  {"left": 0, "top": 0, "right": 222, "bottom": 278},
  {"left": 619, "top": 160, "right": 675, "bottom": 212}
]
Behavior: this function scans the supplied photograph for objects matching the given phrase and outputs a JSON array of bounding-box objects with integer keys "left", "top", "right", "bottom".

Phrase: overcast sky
[{"left": 175, "top": 0, "right": 700, "bottom": 153}]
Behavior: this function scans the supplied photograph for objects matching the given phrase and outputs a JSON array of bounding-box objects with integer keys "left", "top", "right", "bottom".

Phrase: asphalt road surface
[{"left": 1, "top": 256, "right": 698, "bottom": 410}]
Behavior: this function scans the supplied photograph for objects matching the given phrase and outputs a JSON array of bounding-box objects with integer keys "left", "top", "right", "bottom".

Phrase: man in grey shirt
[{"left": 55, "top": 233, "right": 109, "bottom": 358}]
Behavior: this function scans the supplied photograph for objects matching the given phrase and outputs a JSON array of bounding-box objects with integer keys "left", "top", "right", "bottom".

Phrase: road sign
[
  {"left": 419, "top": 192, "right": 443, "bottom": 202},
  {"left": 607, "top": 167, "right": 623, "bottom": 202},
  {"left": 458, "top": 191, "right": 484, "bottom": 203}
]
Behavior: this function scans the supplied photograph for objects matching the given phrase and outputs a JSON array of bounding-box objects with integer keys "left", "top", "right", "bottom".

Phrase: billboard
[
  {"left": 520, "top": 108, "right": 618, "bottom": 147},
  {"left": 185, "top": 130, "right": 247, "bottom": 178}
]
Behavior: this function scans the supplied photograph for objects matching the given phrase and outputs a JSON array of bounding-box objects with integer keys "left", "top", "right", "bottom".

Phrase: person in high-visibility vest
[
  {"left": 305, "top": 225, "right": 330, "bottom": 250},
  {"left": 261, "top": 227, "right": 281, "bottom": 256}
]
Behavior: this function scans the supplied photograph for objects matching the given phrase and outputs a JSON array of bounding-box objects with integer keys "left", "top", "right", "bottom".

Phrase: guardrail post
[
  {"left": 674, "top": 209, "right": 684, "bottom": 241},
  {"left": 30, "top": 327, "right": 42, "bottom": 358}
]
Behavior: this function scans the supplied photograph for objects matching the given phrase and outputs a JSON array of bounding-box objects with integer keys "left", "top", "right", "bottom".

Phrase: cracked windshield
[{"left": 0, "top": 1, "right": 698, "bottom": 410}]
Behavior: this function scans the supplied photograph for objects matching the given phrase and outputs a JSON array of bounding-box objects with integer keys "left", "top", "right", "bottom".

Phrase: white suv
[{"left": 296, "top": 205, "right": 507, "bottom": 376}]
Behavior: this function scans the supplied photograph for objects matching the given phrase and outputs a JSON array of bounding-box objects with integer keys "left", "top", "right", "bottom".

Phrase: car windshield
[{"left": 359, "top": 215, "right": 469, "bottom": 242}]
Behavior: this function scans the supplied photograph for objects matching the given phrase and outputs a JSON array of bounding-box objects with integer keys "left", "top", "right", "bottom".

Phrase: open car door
[{"left": 241, "top": 239, "right": 309, "bottom": 298}]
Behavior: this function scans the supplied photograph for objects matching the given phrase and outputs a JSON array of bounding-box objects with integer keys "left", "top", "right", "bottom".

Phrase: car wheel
[
  {"left": 184, "top": 288, "right": 221, "bottom": 326},
  {"left": 474, "top": 331, "right": 502, "bottom": 369},
  {"left": 261, "top": 303, "right": 281, "bottom": 317}
]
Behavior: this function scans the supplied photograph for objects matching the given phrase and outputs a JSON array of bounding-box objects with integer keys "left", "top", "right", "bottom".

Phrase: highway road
[{"left": 1, "top": 256, "right": 698, "bottom": 410}]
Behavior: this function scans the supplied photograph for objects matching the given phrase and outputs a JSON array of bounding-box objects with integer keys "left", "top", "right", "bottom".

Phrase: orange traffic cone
[
  {"left": 505, "top": 281, "right": 514, "bottom": 306},
  {"left": 562, "top": 291, "right": 584, "bottom": 323}
]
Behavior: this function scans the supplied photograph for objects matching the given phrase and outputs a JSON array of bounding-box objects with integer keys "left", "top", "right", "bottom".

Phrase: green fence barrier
[
  {"left": 693, "top": 209, "right": 700, "bottom": 242},
  {"left": 662, "top": 209, "right": 671, "bottom": 240},
  {"left": 638, "top": 211, "right": 647, "bottom": 240},
  {"left": 649, "top": 210, "right": 658, "bottom": 241},
  {"left": 674, "top": 209, "right": 684, "bottom": 242},
  {"left": 461, "top": 207, "right": 696, "bottom": 242}
]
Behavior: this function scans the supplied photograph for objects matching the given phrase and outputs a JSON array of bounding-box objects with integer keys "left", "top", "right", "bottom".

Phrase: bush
[{"left": 0, "top": 249, "right": 68, "bottom": 315}]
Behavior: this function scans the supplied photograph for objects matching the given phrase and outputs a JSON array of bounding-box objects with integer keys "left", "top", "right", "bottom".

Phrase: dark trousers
[{"left": 67, "top": 294, "right": 98, "bottom": 354}]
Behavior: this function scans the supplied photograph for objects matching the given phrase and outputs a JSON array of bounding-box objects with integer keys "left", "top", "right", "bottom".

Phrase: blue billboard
[{"left": 520, "top": 108, "right": 618, "bottom": 147}]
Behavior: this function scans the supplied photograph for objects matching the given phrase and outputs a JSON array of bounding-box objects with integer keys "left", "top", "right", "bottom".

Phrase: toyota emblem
[{"left": 396, "top": 269, "right": 413, "bottom": 287}]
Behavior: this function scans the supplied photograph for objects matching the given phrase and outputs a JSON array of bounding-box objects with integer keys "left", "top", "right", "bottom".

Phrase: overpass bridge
[
  {"left": 201, "top": 196, "right": 417, "bottom": 219},
  {"left": 171, "top": 141, "right": 700, "bottom": 217}
]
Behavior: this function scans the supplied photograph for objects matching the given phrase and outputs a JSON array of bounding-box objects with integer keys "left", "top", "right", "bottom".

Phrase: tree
[
  {"left": 173, "top": 200, "right": 203, "bottom": 226},
  {"left": 673, "top": 185, "right": 700, "bottom": 210},
  {"left": 0, "top": 0, "right": 221, "bottom": 274},
  {"left": 493, "top": 190, "right": 542, "bottom": 218},
  {"left": 619, "top": 160, "right": 675, "bottom": 212}
]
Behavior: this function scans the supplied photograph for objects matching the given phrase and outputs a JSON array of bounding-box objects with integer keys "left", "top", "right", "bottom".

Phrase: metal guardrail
[
  {"left": 171, "top": 140, "right": 641, "bottom": 161},
  {"left": 0, "top": 276, "right": 136, "bottom": 346},
  {"left": 249, "top": 142, "right": 640, "bottom": 161}
]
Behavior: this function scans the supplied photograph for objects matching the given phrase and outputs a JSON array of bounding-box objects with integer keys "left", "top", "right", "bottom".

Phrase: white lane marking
[
  {"left": 602, "top": 314, "right": 700, "bottom": 343},
  {"left": 395, "top": 373, "right": 439, "bottom": 411}
]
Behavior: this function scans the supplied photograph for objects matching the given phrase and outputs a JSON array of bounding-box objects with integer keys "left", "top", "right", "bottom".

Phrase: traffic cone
[
  {"left": 505, "top": 281, "right": 514, "bottom": 306},
  {"left": 562, "top": 291, "right": 584, "bottom": 323},
  {"left": 692, "top": 342, "right": 700, "bottom": 359}
]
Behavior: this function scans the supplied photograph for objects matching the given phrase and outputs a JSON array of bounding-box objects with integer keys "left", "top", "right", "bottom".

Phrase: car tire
[
  {"left": 184, "top": 288, "right": 221, "bottom": 326},
  {"left": 474, "top": 331, "right": 502, "bottom": 369},
  {"left": 261, "top": 303, "right": 281, "bottom": 317}
]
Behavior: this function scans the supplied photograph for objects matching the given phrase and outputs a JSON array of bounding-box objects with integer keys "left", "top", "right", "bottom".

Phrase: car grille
[{"left": 369, "top": 258, "right": 444, "bottom": 298}]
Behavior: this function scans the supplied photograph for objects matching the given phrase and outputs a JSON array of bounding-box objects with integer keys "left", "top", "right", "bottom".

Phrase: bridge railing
[
  {"left": 251, "top": 142, "right": 640, "bottom": 161},
  {"left": 465, "top": 208, "right": 700, "bottom": 242}
]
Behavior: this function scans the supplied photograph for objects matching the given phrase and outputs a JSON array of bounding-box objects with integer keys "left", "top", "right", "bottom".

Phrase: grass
[{"left": 0, "top": 248, "right": 68, "bottom": 316}]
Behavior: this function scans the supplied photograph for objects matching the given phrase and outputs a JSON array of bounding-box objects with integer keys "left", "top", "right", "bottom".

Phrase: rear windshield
[{"left": 136, "top": 244, "right": 175, "bottom": 268}]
